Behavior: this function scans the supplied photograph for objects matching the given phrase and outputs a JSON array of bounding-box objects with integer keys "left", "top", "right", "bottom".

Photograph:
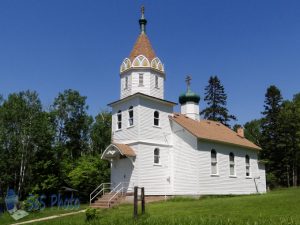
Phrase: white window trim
[
  {"left": 138, "top": 73, "right": 144, "bottom": 86},
  {"left": 154, "top": 148, "right": 160, "bottom": 165},
  {"left": 116, "top": 111, "right": 122, "bottom": 130},
  {"left": 211, "top": 150, "right": 218, "bottom": 176},
  {"left": 154, "top": 110, "right": 160, "bottom": 127},
  {"left": 229, "top": 153, "right": 236, "bottom": 177},
  {"left": 128, "top": 106, "right": 134, "bottom": 127}
]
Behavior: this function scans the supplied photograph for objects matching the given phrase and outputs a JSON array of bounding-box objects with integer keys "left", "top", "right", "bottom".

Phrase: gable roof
[
  {"left": 102, "top": 143, "right": 136, "bottom": 160},
  {"left": 169, "top": 114, "right": 261, "bottom": 151},
  {"left": 129, "top": 33, "right": 156, "bottom": 62}
]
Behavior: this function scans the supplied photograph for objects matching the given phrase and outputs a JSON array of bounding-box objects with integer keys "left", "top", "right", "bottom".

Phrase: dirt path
[{"left": 10, "top": 210, "right": 86, "bottom": 225}]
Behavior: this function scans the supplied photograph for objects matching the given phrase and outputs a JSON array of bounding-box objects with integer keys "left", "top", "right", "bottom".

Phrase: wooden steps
[{"left": 90, "top": 192, "right": 124, "bottom": 209}]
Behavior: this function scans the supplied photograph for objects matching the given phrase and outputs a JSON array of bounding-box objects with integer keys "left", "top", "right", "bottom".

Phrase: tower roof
[
  {"left": 129, "top": 33, "right": 156, "bottom": 62},
  {"left": 120, "top": 6, "right": 164, "bottom": 74}
]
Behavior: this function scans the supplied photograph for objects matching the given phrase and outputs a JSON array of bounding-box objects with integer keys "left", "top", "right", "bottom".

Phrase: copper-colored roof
[
  {"left": 113, "top": 143, "right": 136, "bottom": 157},
  {"left": 170, "top": 114, "right": 261, "bottom": 150},
  {"left": 129, "top": 33, "right": 156, "bottom": 61}
]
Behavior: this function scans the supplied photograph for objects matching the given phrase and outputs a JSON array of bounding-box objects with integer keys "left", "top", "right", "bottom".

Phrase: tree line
[
  {"left": 201, "top": 76, "right": 300, "bottom": 188},
  {"left": 0, "top": 89, "right": 111, "bottom": 202}
]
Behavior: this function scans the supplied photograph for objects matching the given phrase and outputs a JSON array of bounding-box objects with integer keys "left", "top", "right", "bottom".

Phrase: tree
[
  {"left": 0, "top": 91, "right": 54, "bottom": 198},
  {"left": 260, "top": 85, "right": 283, "bottom": 186},
  {"left": 51, "top": 89, "right": 92, "bottom": 160},
  {"left": 90, "top": 110, "right": 111, "bottom": 154},
  {"left": 244, "top": 119, "right": 262, "bottom": 146},
  {"left": 68, "top": 155, "right": 110, "bottom": 201},
  {"left": 201, "top": 76, "right": 236, "bottom": 127}
]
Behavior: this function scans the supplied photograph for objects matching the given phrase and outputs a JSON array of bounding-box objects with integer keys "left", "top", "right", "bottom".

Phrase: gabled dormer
[{"left": 119, "top": 6, "right": 165, "bottom": 100}]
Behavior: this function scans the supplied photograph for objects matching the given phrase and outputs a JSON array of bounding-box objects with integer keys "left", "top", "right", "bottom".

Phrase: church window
[
  {"left": 139, "top": 73, "right": 144, "bottom": 86},
  {"left": 229, "top": 152, "right": 235, "bottom": 176},
  {"left": 154, "top": 111, "right": 159, "bottom": 126},
  {"left": 245, "top": 155, "right": 250, "bottom": 177},
  {"left": 211, "top": 149, "right": 218, "bottom": 175},
  {"left": 128, "top": 106, "right": 134, "bottom": 126},
  {"left": 154, "top": 148, "right": 160, "bottom": 164},
  {"left": 155, "top": 75, "right": 159, "bottom": 88},
  {"left": 125, "top": 76, "right": 128, "bottom": 89},
  {"left": 117, "top": 110, "right": 122, "bottom": 130}
]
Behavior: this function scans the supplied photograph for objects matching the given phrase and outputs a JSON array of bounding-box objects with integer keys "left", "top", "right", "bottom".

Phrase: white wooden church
[{"left": 101, "top": 8, "right": 266, "bottom": 197}]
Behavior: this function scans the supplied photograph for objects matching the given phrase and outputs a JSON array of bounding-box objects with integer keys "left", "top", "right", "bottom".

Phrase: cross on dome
[{"left": 185, "top": 75, "right": 192, "bottom": 91}]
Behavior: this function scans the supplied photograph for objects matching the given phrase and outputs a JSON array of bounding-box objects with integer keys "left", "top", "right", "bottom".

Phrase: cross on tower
[
  {"left": 185, "top": 75, "right": 192, "bottom": 91},
  {"left": 141, "top": 5, "right": 145, "bottom": 17}
]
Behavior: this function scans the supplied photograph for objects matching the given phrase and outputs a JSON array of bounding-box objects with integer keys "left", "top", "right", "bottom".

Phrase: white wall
[
  {"left": 135, "top": 143, "right": 172, "bottom": 195},
  {"left": 120, "top": 69, "right": 164, "bottom": 99},
  {"left": 171, "top": 121, "right": 267, "bottom": 195}
]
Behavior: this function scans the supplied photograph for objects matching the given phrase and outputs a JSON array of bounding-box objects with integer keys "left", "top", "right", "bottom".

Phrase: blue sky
[{"left": 0, "top": 0, "right": 299, "bottom": 125}]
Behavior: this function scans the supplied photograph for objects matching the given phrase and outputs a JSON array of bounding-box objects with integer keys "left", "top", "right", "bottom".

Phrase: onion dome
[
  {"left": 120, "top": 6, "right": 165, "bottom": 74},
  {"left": 179, "top": 76, "right": 200, "bottom": 104}
]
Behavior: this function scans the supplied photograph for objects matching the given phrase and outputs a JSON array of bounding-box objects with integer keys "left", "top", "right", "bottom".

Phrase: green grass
[
  {"left": 0, "top": 204, "right": 87, "bottom": 225},
  {"left": 1, "top": 188, "right": 300, "bottom": 225}
]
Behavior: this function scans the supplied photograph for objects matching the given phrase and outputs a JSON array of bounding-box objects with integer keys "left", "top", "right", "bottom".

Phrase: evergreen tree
[
  {"left": 260, "top": 85, "right": 283, "bottom": 186},
  {"left": 201, "top": 76, "right": 236, "bottom": 127}
]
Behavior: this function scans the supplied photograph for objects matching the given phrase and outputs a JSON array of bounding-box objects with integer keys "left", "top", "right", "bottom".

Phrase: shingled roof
[
  {"left": 170, "top": 114, "right": 261, "bottom": 151},
  {"left": 129, "top": 33, "right": 156, "bottom": 62}
]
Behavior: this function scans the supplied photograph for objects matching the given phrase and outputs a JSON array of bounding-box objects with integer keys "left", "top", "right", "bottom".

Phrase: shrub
[{"left": 85, "top": 208, "right": 97, "bottom": 221}]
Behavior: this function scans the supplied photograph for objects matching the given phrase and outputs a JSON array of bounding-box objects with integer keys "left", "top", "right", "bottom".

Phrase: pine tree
[
  {"left": 201, "top": 76, "right": 236, "bottom": 127},
  {"left": 260, "top": 85, "right": 283, "bottom": 186}
]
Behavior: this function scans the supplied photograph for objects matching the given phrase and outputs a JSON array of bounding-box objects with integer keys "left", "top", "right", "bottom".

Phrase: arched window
[
  {"left": 154, "top": 111, "right": 159, "bottom": 126},
  {"left": 128, "top": 106, "right": 134, "bottom": 126},
  {"left": 229, "top": 152, "right": 235, "bottom": 176},
  {"left": 154, "top": 148, "right": 160, "bottom": 164},
  {"left": 211, "top": 149, "right": 218, "bottom": 175},
  {"left": 155, "top": 75, "right": 159, "bottom": 88},
  {"left": 117, "top": 110, "right": 122, "bottom": 130},
  {"left": 245, "top": 155, "right": 250, "bottom": 177}
]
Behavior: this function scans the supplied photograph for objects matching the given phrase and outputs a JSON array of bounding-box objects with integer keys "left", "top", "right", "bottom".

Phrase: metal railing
[
  {"left": 90, "top": 182, "right": 111, "bottom": 205},
  {"left": 107, "top": 182, "right": 134, "bottom": 208}
]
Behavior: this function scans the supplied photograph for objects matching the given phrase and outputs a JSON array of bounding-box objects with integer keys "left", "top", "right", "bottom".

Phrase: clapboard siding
[
  {"left": 150, "top": 72, "right": 164, "bottom": 99},
  {"left": 112, "top": 98, "right": 139, "bottom": 143},
  {"left": 121, "top": 69, "right": 164, "bottom": 99},
  {"left": 172, "top": 121, "right": 201, "bottom": 195},
  {"left": 197, "top": 140, "right": 265, "bottom": 194},
  {"left": 171, "top": 121, "right": 266, "bottom": 195},
  {"left": 138, "top": 98, "right": 173, "bottom": 144},
  {"left": 136, "top": 143, "right": 172, "bottom": 195}
]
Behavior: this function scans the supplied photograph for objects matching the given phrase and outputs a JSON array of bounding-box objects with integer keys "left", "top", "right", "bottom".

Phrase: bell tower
[{"left": 119, "top": 6, "right": 165, "bottom": 99}]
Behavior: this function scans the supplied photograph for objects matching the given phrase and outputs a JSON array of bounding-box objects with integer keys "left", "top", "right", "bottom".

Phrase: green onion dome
[{"left": 179, "top": 89, "right": 200, "bottom": 104}]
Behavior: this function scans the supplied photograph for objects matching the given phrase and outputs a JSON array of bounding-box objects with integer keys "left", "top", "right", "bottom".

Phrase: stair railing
[
  {"left": 107, "top": 182, "right": 134, "bottom": 208},
  {"left": 90, "top": 182, "right": 111, "bottom": 205}
]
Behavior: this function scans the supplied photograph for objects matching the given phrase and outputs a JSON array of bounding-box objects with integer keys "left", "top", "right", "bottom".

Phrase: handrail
[
  {"left": 107, "top": 182, "right": 134, "bottom": 207},
  {"left": 90, "top": 182, "right": 111, "bottom": 205}
]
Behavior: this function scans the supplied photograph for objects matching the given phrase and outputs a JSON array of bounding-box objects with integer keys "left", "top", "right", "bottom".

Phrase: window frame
[
  {"left": 128, "top": 106, "right": 134, "bottom": 127},
  {"left": 211, "top": 149, "right": 218, "bottom": 175},
  {"left": 139, "top": 73, "right": 144, "bottom": 86},
  {"left": 117, "top": 110, "right": 122, "bottom": 130},
  {"left": 245, "top": 155, "right": 250, "bottom": 177},
  {"left": 124, "top": 76, "right": 128, "bottom": 89},
  {"left": 229, "top": 152, "right": 236, "bottom": 177},
  {"left": 154, "top": 148, "right": 160, "bottom": 165},
  {"left": 155, "top": 75, "right": 159, "bottom": 88},
  {"left": 154, "top": 110, "right": 160, "bottom": 126}
]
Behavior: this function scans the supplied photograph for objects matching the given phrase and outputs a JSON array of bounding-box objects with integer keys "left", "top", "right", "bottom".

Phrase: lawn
[{"left": 1, "top": 188, "right": 299, "bottom": 225}]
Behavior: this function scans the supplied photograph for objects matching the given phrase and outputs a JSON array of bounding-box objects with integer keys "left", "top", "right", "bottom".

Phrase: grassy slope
[
  {"left": 1, "top": 188, "right": 299, "bottom": 225},
  {"left": 0, "top": 204, "right": 87, "bottom": 225}
]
